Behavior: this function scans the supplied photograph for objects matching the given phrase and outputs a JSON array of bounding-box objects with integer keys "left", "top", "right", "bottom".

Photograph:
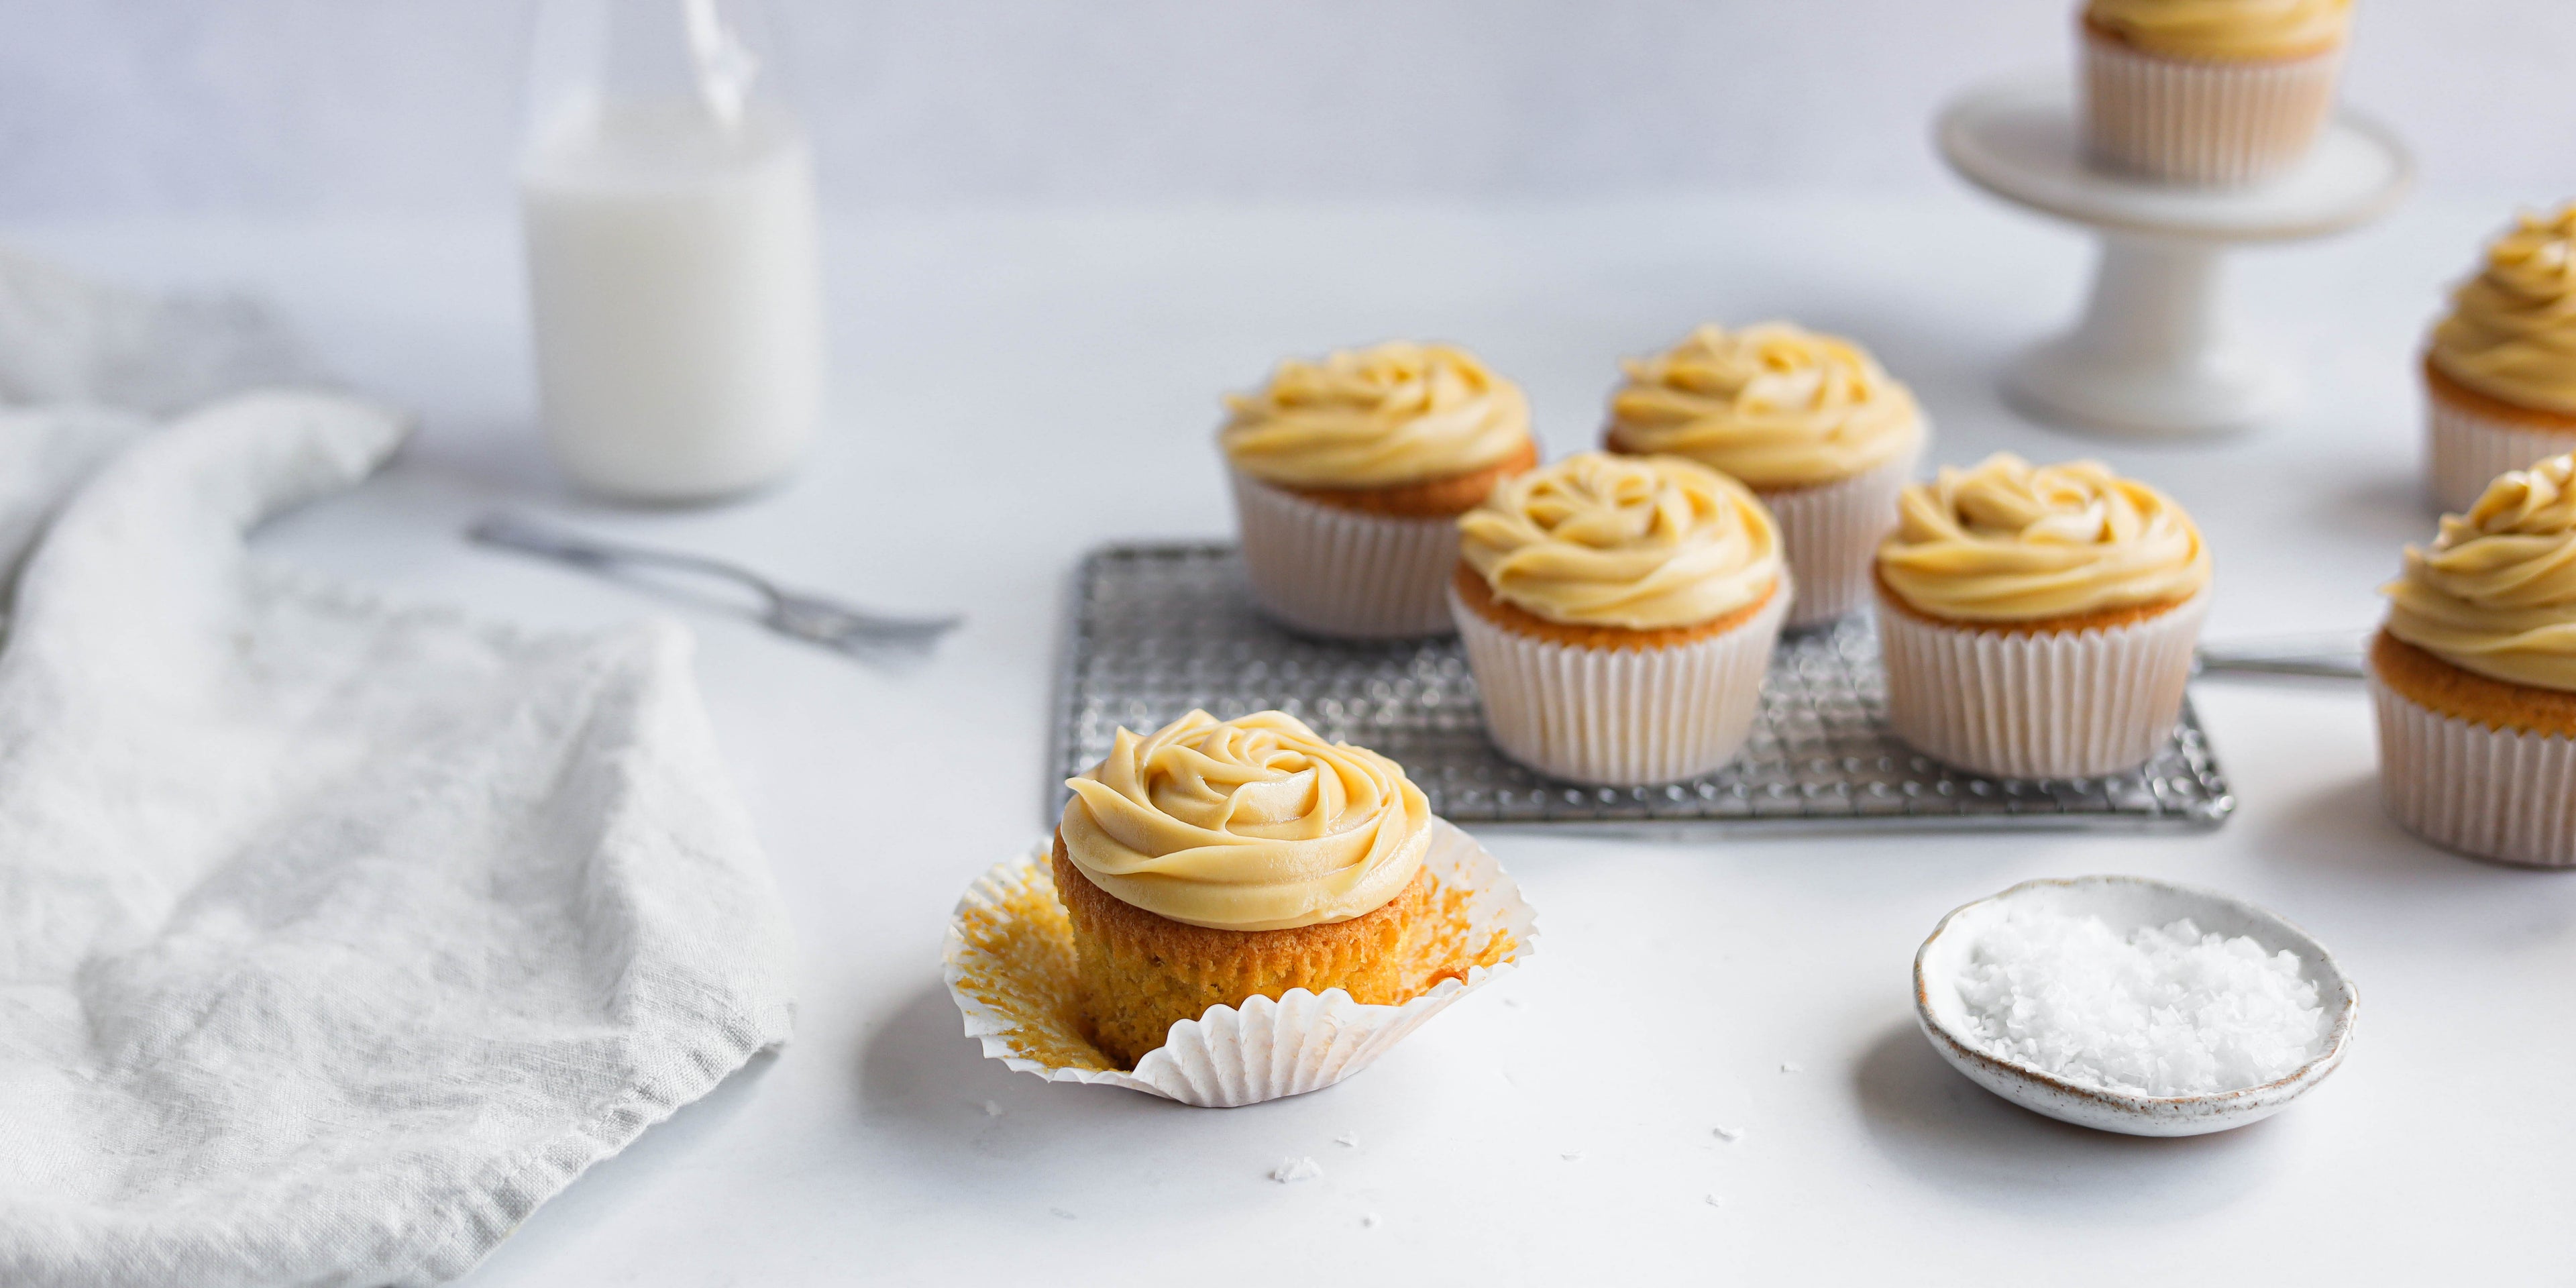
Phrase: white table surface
[{"left": 14, "top": 190, "right": 2570, "bottom": 1283}]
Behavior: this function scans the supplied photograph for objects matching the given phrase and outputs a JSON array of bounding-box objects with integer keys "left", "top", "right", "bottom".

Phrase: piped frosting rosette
[
  {"left": 2426, "top": 205, "right": 2576, "bottom": 513},
  {"left": 1222, "top": 342, "right": 1534, "bottom": 638},
  {"left": 1874, "top": 454, "right": 2212, "bottom": 779},
  {"left": 1607, "top": 322, "right": 1924, "bottom": 625},
  {"left": 2372, "top": 456, "right": 2576, "bottom": 865},
  {"left": 1449, "top": 452, "right": 1788, "bottom": 785},
  {"left": 2080, "top": 0, "right": 2351, "bottom": 186}
]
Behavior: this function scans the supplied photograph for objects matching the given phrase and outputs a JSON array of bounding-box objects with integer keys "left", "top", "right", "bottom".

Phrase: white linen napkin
[{"left": 0, "top": 261, "right": 796, "bottom": 1287}]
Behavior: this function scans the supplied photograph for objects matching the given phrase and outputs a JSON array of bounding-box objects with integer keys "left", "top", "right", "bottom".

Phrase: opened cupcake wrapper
[
  {"left": 2080, "top": 29, "right": 2343, "bottom": 186},
  {"left": 2426, "top": 384, "right": 2576, "bottom": 517},
  {"left": 1450, "top": 582, "right": 1787, "bottom": 786},
  {"left": 1228, "top": 470, "right": 1460, "bottom": 639},
  {"left": 942, "top": 818, "right": 1536, "bottom": 1108},
  {"left": 1877, "top": 591, "right": 2208, "bottom": 780},
  {"left": 1764, "top": 447, "right": 1917, "bottom": 629},
  {"left": 2370, "top": 676, "right": 2576, "bottom": 868}
]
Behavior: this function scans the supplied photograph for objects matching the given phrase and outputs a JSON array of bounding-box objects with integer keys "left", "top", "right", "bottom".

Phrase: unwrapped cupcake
[
  {"left": 2080, "top": 0, "right": 2352, "bottom": 186},
  {"left": 1223, "top": 342, "right": 1538, "bottom": 638},
  {"left": 1053, "top": 710, "right": 1519, "bottom": 1069},
  {"left": 1605, "top": 321, "right": 1925, "bottom": 627},
  {"left": 2371, "top": 455, "right": 2576, "bottom": 867},
  {"left": 1450, "top": 451, "right": 1788, "bottom": 786},
  {"left": 1876, "top": 453, "right": 2212, "bottom": 779},
  {"left": 2424, "top": 204, "right": 2576, "bottom": 515}
]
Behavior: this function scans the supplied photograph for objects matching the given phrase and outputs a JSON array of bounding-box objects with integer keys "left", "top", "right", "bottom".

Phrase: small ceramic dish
[{"left": 1913, "top": 875, "right": 2358, "bottom": 1137}]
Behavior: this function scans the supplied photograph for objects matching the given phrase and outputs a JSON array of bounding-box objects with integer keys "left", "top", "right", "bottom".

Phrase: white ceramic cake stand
[{"left": 1937, "top": 74, "right": 2412, "bottom": 437}]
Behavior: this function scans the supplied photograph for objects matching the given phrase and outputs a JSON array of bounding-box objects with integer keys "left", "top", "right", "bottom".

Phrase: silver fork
[
  {"left": 2194, "top": 634, "right": 2365, "bottom": 680},
  {"left": 468, "top": 513, "right": 963, "bottom": 653}
]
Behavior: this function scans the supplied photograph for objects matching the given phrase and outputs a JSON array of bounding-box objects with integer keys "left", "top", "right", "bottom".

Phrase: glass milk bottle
[{"left": 520, "top": 0, "right": 823, "bottom": 502}]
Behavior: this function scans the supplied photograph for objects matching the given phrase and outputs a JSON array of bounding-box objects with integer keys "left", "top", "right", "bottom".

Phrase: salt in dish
[{"left": 1913, "top": 875, "right": 2358, "bottom": 1136}]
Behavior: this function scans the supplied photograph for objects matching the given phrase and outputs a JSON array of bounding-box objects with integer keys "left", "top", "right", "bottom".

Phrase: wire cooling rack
[{"left": 1049, "top": 543, "right": 2235, "bottom": 835}]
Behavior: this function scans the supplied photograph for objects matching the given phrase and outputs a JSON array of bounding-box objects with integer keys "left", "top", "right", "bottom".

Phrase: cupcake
[
  {"left": 2371, "top": 455, "right": 2576, "bottom": 867},
  {"left": 1449, "top": 451, "right": 1788, "bottom": 786},
  {"left": 1222, "top": 342, "right": 1539, "bottom": 639},
  {"left": 2424, "top": 204, "right": 2576, "bottom": 515},
  {"left": 2080, "top": 0, "right": 2352, "bottom": 186},
  {"left": 1604, "top": 321, "right": 1925, "bottom": 628},
  {"left": 1875, "top": 454, "right": 2212, "bottom": 779},
  {"left": 1054, "top": 709, "right": 1444, "bottom": 1067}
]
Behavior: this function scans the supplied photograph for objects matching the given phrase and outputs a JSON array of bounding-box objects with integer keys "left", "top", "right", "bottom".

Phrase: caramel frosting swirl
[
  {"left": 1458, "top": 451, "right": 1784, "bottom": 630},
  {"left": 2383, "top": 455, "right": 2576, "bottom": 691},
  {"left": 2429, "top": 204, "right": 2576, "bottom": 416},
  {"left": 1220, "top": 341, "right": 1532, "bottom": 490},
  {"left": 1059, "top": 710, "right": 1430, "bottom": 931},
  {"left": 1606, "top": 322, "right": 1924, "bottom": 488},
  {"left": 1878, "top": 454, "right": 2212, "bottom": 622},
  {"left": 2085, "top": 0, "right": 2352, "bottom": 60}
]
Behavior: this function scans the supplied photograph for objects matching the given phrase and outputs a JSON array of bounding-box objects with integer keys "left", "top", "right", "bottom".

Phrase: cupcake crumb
[
  {"left": 1269, "top": 1157, "right": 1324, "bottom": 1183},
  {"left": 1778, "top": 1061, "right": 1803, "bottom": 1073},
  {"left": 981, "top": 1101, "right": 1003, "bottom": 1118},
  {"left": 1335, "top": 1130, "right": 1361, "bottom": 1148},
  {"left": 1713, "top": 1126, "right": 1744, "bottom": 1142}
]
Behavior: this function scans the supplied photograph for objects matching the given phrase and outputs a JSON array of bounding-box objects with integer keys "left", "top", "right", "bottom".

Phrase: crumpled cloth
[{"left": 0, "top": 259, "right": 796, "bottom": 1287}]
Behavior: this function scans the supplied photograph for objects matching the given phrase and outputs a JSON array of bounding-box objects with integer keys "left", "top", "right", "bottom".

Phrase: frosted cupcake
[
  {"left": 1450, "top": 451, "right": 1788, "bottom": 786},
  {"left": 1223, "top": 342, "right": 1539, "bottom": 639},
  {"left": 2424, "top": 205, "right": 2576, "bottom": 515},
  {"left": 2081, "top": 0, "right": 2352, "bottom": 186},
  {"left": 2371, "top": 455, "right": 2576, "bottom": 867},
  {"left": 1605, "top": 321, "right": 1925, "bottom": 627},
  {"left": 1055, "top": 710, "right": 1443, "bottom": 1067},
  {"left": 1876, "top": 454, "right": 2212, "bottom": 779}
]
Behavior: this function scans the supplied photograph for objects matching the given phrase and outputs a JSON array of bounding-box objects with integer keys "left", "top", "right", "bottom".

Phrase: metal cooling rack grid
[{"left": 1050, "top": 543, "right": 2234, "bottom": 835}]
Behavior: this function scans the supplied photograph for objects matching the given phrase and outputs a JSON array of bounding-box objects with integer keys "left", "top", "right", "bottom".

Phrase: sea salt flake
[
  {"left": 1956, "top": 906, "right": 2327, "bottom": 1097},
  {"left": 1334, "top": 1130, "right": 1361, "bottom": 1148},
  {"left": 1705, "top": 1193, "right": 1725, "bottom": 1208},
  {"left": 1362, "top": 1213, "right": 1381, "bottom": 1228},
  {"left": 1713, "top": 1126, "right": 1744, "bottom": 1142},
  {"left": 1049, "top": 1208, "right": 1075, "bottom": 1220},
  {"left": 1269, "top": 1156, "right": 1325, "bottom": 1183},
  {"left": 1778, "top": 1062, "right": 1802, "bottom": 1073},
  {"left": 1561, "top": 1150, "right": 1582, "bottom": 1161},
  {"left": 980, "top": 1101, "right": 1002, "bottom": 1118}
]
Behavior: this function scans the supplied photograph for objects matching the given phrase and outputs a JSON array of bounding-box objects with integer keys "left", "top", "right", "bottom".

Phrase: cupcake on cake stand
[{"left": 1936, "top": 74, "right": 2411, "bottom": 437}]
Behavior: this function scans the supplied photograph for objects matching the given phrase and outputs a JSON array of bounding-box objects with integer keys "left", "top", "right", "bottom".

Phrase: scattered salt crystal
[
  {"left": 1560, "top": 1150, "right": 1582, "bottom": 1161},
  {"left": 1269, "top": 1156, "right": 1325, "bottom": 1183},
  {"left": 1334, "top": 1130, "right": 1361, "bottom": 1148},
  {"left": 1704, "top": 1193, "right": 1725, "bottom": 1208},
  {"left": 1778, "top": 1062, "right": 1802, "bottom": 1073},
  {"left": 1957, "top": 905, "right": 2326, "bottom": 1097},
  {"left": 1362, "top": 1214, "right": 1381, "bottom": 1228},
  {"left": 980, "top": 1101, "right": 1002, "bottom": 1118},
  {"left": 1502, "top": 997, "right": 1523, "bottom": 1008},
  {"left": 1049, "top": 1208, "right": 1076, "bottom": 1220},
  {"left": 1712, "top": 1126, "right": 1743, "bottom": 1142}
]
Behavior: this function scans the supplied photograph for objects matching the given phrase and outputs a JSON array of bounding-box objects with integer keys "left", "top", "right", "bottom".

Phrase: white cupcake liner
[
  {"left": 2426, "top": 376, "right": 2576, "bottom": 516},
  {"left": 1762, "top": 445, "right": 1919, "bottom": 629},
  {"left": 1448, "top": 580, "right": 1788, "bottom": 786},
  {"left": 1876, "top": 590, "right": 2209, "bottom": 779},
  {"left": 2369, "top": 672, "right": 2576, "bottom": 868},
  {"left": 1229, "top": 470, "right": 1460, "bottom": 639},
  {"left": 2081, "top": 28, "right": 2343, "bottom": 186},
  {"left": 941, "top": 818, "right": 1536, "bottom": 1108}
]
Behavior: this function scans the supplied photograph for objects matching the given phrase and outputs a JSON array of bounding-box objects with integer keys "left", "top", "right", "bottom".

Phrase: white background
[
  {"left": 0, "top": 0, "right": 2569, "bottom": 214},
  {"left": 7, "top": 3, "right": 2576, "bottom": 1285}
]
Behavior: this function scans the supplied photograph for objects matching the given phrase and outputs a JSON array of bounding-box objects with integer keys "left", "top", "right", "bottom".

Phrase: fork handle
[{"left": 467, "top": 514, "right": 781, "bottom": 605}]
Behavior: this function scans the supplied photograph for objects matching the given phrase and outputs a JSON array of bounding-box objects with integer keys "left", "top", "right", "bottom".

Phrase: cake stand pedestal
[{"left": 1936, "top": 74, "right": 2412, "bottom": 437}]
